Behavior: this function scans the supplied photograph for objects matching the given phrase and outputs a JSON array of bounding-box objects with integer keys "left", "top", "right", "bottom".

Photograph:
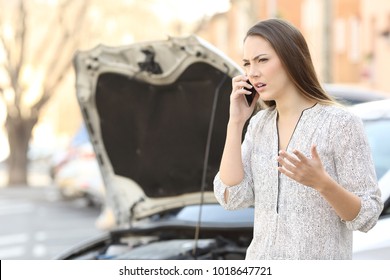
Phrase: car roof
[
  {"left": 323, "top": 83, "right": 389, "bottom": 105},
  {"left": 350, "top": 99, "right": 390, "bottom": 120}
]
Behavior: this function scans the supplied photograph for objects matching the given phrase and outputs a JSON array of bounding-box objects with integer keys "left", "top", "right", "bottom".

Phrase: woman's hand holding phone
[{"left": 229, "top": 75, "right": 259, "bottom": 124}]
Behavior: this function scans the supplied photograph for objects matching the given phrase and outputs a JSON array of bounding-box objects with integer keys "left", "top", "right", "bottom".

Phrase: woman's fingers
[
  {"left": 277, "top": 146, "right": 325, "bottom": 188},
  {"left": 278, "top": 150, "right": 300, "bottom": 166},
  {"left": 277, "top": 156, "right": 296, "bottom": 172},
  {"left": 311, "top": 144, "right": 319, "bottom": 160},
  {"left": 232, "top": 75, "right": 252, "bottom": 92}
]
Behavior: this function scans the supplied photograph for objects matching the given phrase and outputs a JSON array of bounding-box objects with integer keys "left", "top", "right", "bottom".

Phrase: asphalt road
[{"left": 0, "top": 185, "right": 104, "bottom": 260}]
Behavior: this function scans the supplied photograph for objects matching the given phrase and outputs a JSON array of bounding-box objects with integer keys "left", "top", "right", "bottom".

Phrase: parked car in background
[
  {"left": 50, "top": 124, "right": 105, "bottom": 208},
  {"left": 56, "top": 35, "right": 390, "bottom": 260},
  {"left": 323, "top": 83, "right": 388, "bottom": 106},
  {"left": 349, "top": 99, "right": 390, "bottom": 259}
]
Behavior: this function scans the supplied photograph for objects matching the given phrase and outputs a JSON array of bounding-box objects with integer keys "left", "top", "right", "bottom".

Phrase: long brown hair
[{"left": 245, "top": 18, "right": 337, "bottom": 108}]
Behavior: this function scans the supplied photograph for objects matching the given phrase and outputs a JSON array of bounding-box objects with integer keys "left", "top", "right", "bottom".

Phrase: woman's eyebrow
[{"left": 242, "top": 53, "right": 267, "bottom": 63}]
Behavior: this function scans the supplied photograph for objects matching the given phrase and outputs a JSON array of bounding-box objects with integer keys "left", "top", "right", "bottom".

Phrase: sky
[{"left": 150, "top": 0, "right": 231, "bottom": 23}]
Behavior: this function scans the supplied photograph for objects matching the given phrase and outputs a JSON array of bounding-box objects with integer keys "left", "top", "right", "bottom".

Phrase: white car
[
  {"left": 50, "top": 126, "right": 105, "bottom": 207},
  {"left": 323, "top": 83, "right": 387, "bottom": 106},
  {"left": 350, "top": 99, "right": 390, "bottom": 259}
]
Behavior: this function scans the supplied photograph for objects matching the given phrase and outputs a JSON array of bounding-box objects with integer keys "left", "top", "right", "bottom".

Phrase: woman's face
[{"left": 243, "top": 35, "right": 294, "bottom": 102}]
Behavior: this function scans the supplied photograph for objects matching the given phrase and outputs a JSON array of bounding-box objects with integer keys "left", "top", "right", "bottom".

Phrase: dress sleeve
[
  {"left": 332, "top": 112, "right": 383, "bottom": 232},
  {"left": 213, "top": 112, "right": 263, "bottom": 210}
]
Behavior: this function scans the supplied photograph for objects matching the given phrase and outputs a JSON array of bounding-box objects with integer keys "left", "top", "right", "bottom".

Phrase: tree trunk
[{"left": 5, "top": 115, "right": 38, "bottom": 186}]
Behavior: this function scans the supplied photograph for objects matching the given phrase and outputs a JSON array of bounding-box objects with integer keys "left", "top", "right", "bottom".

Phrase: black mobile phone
[{"left": 245, "top": 81, "right": 257, "bottom": 106}]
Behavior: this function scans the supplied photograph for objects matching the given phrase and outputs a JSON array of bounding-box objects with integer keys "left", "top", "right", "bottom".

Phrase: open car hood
[{"left": 73, "top": 35, "right": 245, "bottom": 226}]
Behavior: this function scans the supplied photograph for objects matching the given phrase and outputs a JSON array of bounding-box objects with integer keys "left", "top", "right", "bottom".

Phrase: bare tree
[{"left": 0, "top": 0, "right": 90, "bottom": 186}]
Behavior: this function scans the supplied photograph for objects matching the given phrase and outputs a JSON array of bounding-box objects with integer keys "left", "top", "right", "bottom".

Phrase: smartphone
[{"left": 245, "top": 81, "right": 257, "bottom": 106}]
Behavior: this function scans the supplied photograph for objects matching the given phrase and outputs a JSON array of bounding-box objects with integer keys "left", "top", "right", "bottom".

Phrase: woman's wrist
[
  {"left": 227, "top": 119, "right": 246, "bottom": 130},
  {"left": 315, "top": 172, "right": 337, "bottom": 195}
]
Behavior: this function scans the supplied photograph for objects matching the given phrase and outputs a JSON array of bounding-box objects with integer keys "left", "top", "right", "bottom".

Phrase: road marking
[
  {"left": 0, "top": 202, "right": 35, "bottom": 216},
  {"left": 0, "top": 233, "right": 29, "bottom": 246},
  {"left": 32, "top": 244, "right": 47, "bottom": 257},
  {"left": 0, "top": 246, "right": 25, "bottom": 259}
]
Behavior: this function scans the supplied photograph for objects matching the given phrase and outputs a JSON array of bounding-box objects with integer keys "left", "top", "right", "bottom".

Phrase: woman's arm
[
  {"left": 214, "top": 75, "right": 259, "bottom": 205},
  {"left": 219, "top": 121, "right": 246, "bottom": 188},
  {"left": 219, "top": 75, "right": 259, "bottom": 196},
  {"left": 214, "top": 113, "right": 261, "bottom": 209}
]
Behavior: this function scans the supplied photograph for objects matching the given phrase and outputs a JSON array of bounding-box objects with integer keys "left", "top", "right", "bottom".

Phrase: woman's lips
[{"left": 255, "top": 82, "right": 267, "bottom": 91}]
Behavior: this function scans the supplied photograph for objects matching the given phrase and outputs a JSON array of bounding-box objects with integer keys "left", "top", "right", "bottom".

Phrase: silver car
[{"left": 350, "top": 99, "right": 390, "bottom": 259}]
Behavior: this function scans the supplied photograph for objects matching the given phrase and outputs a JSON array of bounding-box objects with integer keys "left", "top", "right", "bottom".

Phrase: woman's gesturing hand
[
  {"left": 277, "top": 144, "right": 330, "bottom": 191},
  {"left": 229, "top": 75, "right": 259, "bottom": 124}
]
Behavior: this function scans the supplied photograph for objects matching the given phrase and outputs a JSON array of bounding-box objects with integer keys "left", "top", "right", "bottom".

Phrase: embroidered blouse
[{"left": 213, "top": 103, "right": 383, "bottom": 260}]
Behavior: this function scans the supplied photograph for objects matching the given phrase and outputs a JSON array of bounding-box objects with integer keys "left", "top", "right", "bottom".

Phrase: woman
[{"left": 213, "top": 18, "right": 383, "bottom": 260}]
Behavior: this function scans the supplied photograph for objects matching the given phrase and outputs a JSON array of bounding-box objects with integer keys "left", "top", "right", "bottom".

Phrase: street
[{"left": 0, "top": 185, "right": 103, "bottom": 260}]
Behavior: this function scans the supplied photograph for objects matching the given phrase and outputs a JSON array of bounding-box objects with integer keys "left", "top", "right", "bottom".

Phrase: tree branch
[
  {"left": 30, "top": 0, "right": 77, "bottom": 66},
  {"left": 32, "top": 57, "right": 73, "bottom": 112},
  {"left": 44, "top": 0, "right": 89, "bottom": 82},
  {"left": 14, "top": 0, "right": 27, "bottom": 86},
  {"left": 32, "top": 0, "right": 90, "bottom": 112},
  {"left": 7, "top": 0, "right": 27, "bottom": 109}
]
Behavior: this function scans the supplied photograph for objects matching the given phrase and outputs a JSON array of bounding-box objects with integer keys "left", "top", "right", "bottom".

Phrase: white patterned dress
[{"left": 213, "top": 103, "right": 383, "bottom": 260}]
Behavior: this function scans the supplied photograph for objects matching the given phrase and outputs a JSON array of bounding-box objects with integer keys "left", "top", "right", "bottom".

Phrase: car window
[
  {"left": 363, "top": 119, "right": 390, "bottom": 180},
  {"left": 332, "top": 95, "right": 365, "bottom": 106}
]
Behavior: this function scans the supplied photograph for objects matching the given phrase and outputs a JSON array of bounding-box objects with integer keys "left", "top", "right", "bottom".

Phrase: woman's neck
[{"left": 275, "top": 96, "right": 316, "bottom": 119}]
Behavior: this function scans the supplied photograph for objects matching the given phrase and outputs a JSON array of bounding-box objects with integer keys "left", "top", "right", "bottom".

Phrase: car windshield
[{"left": 363, "top": 118, "right": 390, "bottom": 180}]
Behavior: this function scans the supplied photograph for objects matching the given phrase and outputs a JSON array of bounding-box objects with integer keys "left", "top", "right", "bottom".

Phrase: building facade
[{"left": 197, "top": 0, "right": 390, "bottom": 93}]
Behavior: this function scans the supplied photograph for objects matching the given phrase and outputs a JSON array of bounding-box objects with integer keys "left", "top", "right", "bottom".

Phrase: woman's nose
[{"left": 247, "top": 66, "right": 260, "bottom": 78}]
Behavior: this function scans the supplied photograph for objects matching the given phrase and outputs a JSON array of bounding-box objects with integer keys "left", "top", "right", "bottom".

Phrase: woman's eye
[
  {"left": 259, "top": 58, "right": 268, "bottom": 63},
  {"left": 243, "top": 62, "right": 250, "bottom": 67}
]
